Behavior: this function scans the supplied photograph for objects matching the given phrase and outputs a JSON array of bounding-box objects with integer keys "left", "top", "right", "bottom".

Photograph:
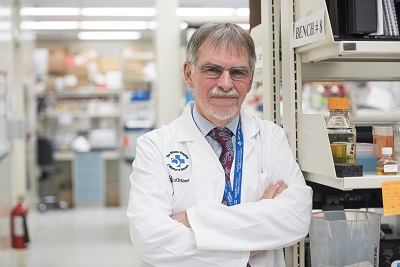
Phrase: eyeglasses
[{"left": 190, "top": 62, "right": 252, "bottom": 81}]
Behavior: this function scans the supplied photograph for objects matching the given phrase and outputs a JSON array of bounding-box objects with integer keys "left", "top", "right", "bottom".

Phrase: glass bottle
[
  {"left": 392, "top": 122, "right": 400, "bottom": 163},
  {"left": 376, "top": 147, "right": 398, "bottom": 175},
  {"left": 326, "top": 98, "right": 356, "bottom": 164},
  {"left": 373, "top": 126, "right": 394, "bottom": 159}
]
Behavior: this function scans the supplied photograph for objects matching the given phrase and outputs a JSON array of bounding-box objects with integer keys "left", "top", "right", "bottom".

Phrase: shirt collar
[{"left": 192, "top": 103, "right": 239, "bottom": 136}]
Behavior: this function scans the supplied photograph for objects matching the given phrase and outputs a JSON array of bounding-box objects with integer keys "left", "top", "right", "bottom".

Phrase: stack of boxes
[
  {"left": 39, "top": 46, "right": 153, "bottom": 93},
  {"left": 44, "top": 48, "right": 125, "bottom": 91},
  {"left": 121, "top": 48, "right": 153, "bottom": 102}
]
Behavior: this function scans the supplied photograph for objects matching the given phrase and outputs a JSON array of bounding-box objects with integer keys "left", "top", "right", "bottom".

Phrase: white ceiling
[{"left": 21, "top": 0, "right": 250, "bottom": 41}]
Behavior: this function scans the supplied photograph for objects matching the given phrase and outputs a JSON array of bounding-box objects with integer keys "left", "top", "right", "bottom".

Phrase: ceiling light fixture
[
  {"left": 21, "top": 21, "right": 79, "bottom": 30},
  {"left": 180, "top": 22, "right": 189, "bottom": 30},
  {"left": 176, "top": 8, "right": 235, "bottom": 17},
  {"left": 81, "top": 8, "right": 156, "bottom": 17},
  {"left": 235, "top": 8, "right": 250, "bottom": 16},
  {"left": 20, "top": 7, "right": 80, "bottom": 16},
  {"left": 77, "top": 31, "right": 142, "bottom": 40},
  {"left": 237, "top": 23, "right": 250, "bottom": 30},
  {"left": 80, "top": 21, "right": 148, "bottom": 30}
]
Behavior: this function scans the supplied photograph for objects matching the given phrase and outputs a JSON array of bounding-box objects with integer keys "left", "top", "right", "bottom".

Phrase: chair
[{"left": 37, "top": 136, "right": 68, "bottom": 212}]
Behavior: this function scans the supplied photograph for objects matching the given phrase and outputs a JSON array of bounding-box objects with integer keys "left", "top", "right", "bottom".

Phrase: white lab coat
[{"left": 127, "top": 102, "right": 313, "bottom": 267}]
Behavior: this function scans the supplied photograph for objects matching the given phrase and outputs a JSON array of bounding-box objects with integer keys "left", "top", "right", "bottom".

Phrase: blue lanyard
[{"left": 224, "top": 120, "right": 244, "bottom": 206}]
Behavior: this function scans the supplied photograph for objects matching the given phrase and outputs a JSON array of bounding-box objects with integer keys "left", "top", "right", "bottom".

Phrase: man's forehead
[{"left": 199, "top": 40, "right": 249, "bottom": 59}]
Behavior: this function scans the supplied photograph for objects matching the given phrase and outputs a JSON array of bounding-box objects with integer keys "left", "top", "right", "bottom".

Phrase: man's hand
[
  {"left": 251, "top": 180, "right": 288, "bottom": 258},
  {"left": 171, "top": 211, "right": 191, "bottom": 227},
  {"left": 260, "top": 180, "right": 288, "bottom": 200}
]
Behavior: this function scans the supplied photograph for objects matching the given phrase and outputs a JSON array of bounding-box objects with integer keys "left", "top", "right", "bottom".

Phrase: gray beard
[{"left": 205, "top": 104, "right": 239, "bottom": 122}]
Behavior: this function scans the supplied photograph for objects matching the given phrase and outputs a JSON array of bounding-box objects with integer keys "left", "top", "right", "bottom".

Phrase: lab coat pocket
[{"left": 168, "top": 170, "right": 195, "bottom": 213}]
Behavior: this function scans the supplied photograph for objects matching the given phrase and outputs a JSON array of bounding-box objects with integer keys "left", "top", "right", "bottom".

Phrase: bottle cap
[
  {"left": 328, "top": 98, "right": 350, "bottom": 110},
  {"left": 382, "top": 147, "right": 392, "bottom": 155}
]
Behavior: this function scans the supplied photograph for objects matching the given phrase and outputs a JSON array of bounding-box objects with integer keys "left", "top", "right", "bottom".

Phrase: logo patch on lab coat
[{"left": 166, "top": 151, "right": 189, "bottom": 171}]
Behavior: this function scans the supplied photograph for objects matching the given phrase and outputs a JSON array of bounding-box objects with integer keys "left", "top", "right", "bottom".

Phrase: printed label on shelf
[
  {"left": 293, "top": 9, "right": 326, "bottom": 48},
  {"left": 255, "top": 46, "right": 262, "bottom": 70}
]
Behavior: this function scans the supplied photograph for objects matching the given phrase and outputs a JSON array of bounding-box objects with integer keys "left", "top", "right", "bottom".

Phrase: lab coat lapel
[{"left": 241, "top": 111, "right": 260, "bottom": 160}]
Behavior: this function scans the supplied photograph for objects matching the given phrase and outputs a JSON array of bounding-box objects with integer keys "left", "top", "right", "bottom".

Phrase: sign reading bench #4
[{"left": 293, "top": 9, "right": 326, "bottom": 48}]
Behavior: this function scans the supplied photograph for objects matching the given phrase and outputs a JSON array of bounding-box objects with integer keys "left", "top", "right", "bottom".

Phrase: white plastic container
[{"left": 309, "top": 210, "right": 381, "bottom": 267}]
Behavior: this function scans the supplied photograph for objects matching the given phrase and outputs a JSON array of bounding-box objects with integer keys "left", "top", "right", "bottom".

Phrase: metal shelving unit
[
  {"left": 280, "top": 0, "right": 400, "bottom": 191},
  {"left": 252, "top": 0, "right": 400, "bottom": 264}
]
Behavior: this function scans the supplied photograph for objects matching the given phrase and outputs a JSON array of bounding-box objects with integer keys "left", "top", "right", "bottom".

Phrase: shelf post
[
  {"left": 281, "top": 0, "right": 304, "bottom": 266},
  {"left": 281, "top": 0, "right": 303, "bottom": 159},
  {"left": 259, "top": 0, "right": 281, "bottom": 125}
]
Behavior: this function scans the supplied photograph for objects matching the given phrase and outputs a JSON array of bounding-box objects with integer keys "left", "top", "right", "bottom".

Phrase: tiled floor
[{"left": 25, "top": 207, "right": 137, "bottom": 267}]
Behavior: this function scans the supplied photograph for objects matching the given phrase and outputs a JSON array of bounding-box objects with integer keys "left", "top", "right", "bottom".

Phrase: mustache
[{"left": 208, "top": 88, "right": 240, "bottom": 98}]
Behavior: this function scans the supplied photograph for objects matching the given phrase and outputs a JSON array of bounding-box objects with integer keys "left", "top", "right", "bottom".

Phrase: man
[{"left": 127, "top": 22, "right": 312, "bottom": 267}]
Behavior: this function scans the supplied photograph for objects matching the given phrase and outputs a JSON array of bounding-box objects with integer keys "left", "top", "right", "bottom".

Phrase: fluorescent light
[
  {"left": 77, "top": 31, "right": 142, "bottom": 40},
  {"left": 180, "top": 22, "right": 188, "bottom": 30},
  {"left": 176, "top": 8, "right": 235, "bottom": 17},
  {"left": 0, "top": 21, "right": 11, "bottom": 31},
  {"left": 21, "top": 21, "right": 79, "bottom": 30},
  {"left": 147, "top": 21, "right": 157, "bottom": 30},
  {"left": 20, "top": 7, "right": 80, "bottom": 16},
  {"left": 235, "top": 8, "right": 250, "bottom": 17},
  {"left": 237, "top": 23, "right": 250, "bottom": 30},
  {"left": 81, "top": 8, "right": 156, "bottom": 17},
  {"left": 80, "top": 21, "right": 148, "bottom": 30},
  {"left": 0, "top": 8, "right": 11, "bottom": 17}
]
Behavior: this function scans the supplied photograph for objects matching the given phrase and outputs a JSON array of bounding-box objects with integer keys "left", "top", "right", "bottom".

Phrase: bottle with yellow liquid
[
  {"left": 377, "top": 147, "right": 398, "bottom": 175},
  {"left": 326, "top": 98, "right": 356, "bottom": 164}
]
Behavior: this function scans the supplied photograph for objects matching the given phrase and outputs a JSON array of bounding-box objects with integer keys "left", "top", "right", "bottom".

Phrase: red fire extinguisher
[{"left": 11, "top": 199, "right": 30, "bottom": 249}]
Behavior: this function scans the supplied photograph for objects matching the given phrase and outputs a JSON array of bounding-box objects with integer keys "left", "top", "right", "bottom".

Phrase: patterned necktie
[
  {"left": 210, "top": 128, "right": 251, "bottom": 266},
  {"left": 209, "top": 127, "right": 234, "bottom": 205}
]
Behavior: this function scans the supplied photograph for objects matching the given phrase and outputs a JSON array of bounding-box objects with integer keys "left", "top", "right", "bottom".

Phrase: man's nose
[{"left": 217, "top": 70, "right": 233, "bottom": 91}]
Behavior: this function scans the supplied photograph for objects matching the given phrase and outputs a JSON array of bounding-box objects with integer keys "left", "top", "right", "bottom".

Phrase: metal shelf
[
  {"left": 38, "top": 89, "right": 121, "bottom": 98},
  {"left": 40, "top": 112, "right": 120, "bottom": 118},
  {"left": 297, "top": 41, "right": 400, "bottom": 63},
  {"left": 302, "top": 61, "right": 400, "bottom": 82},
  {"left": 304, "top": 171, "right": 400, "bottom": 190},
  {"left": 297, "top": 114, "right": 400, "bottom": 191}
]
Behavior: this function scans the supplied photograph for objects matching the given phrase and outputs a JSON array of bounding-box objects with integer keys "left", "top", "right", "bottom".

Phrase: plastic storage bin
[{"left": 309, "top": 210, "right": 381, "bottom": 267}]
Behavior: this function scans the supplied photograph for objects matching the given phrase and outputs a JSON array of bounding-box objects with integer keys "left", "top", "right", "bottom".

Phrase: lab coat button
[{"left": 213, "top": 177, "right": 220, "bottom": 183}]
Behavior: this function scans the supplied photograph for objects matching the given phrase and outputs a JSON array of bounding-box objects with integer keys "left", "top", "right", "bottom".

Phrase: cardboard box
[
  {"left": 58, "top": 187, "right": 73, "bottom": 208},
  {"left": 124, "top": 59, "right": 146, "bottom": 78},
  {"left": 47, "top": 48, "right": 67, "bottom": 75},
  {"left": 106, "top": 181, "right": 120, "bottom": 206},
  {"left": 98, "top": 57, "right": 120, "bottom": 72},
  {"left": 65, "top": 65, "right": 88, "bottom": 78}
]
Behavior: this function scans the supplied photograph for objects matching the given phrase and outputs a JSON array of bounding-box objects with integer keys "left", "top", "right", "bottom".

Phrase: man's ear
[{"left": 183, "top": 61, "right": 194, "bottom": 88}]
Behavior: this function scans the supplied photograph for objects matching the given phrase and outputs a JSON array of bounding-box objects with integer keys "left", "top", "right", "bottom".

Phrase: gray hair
[{"left": 186, "top": 22, "right": 256, "bottom": 71}]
